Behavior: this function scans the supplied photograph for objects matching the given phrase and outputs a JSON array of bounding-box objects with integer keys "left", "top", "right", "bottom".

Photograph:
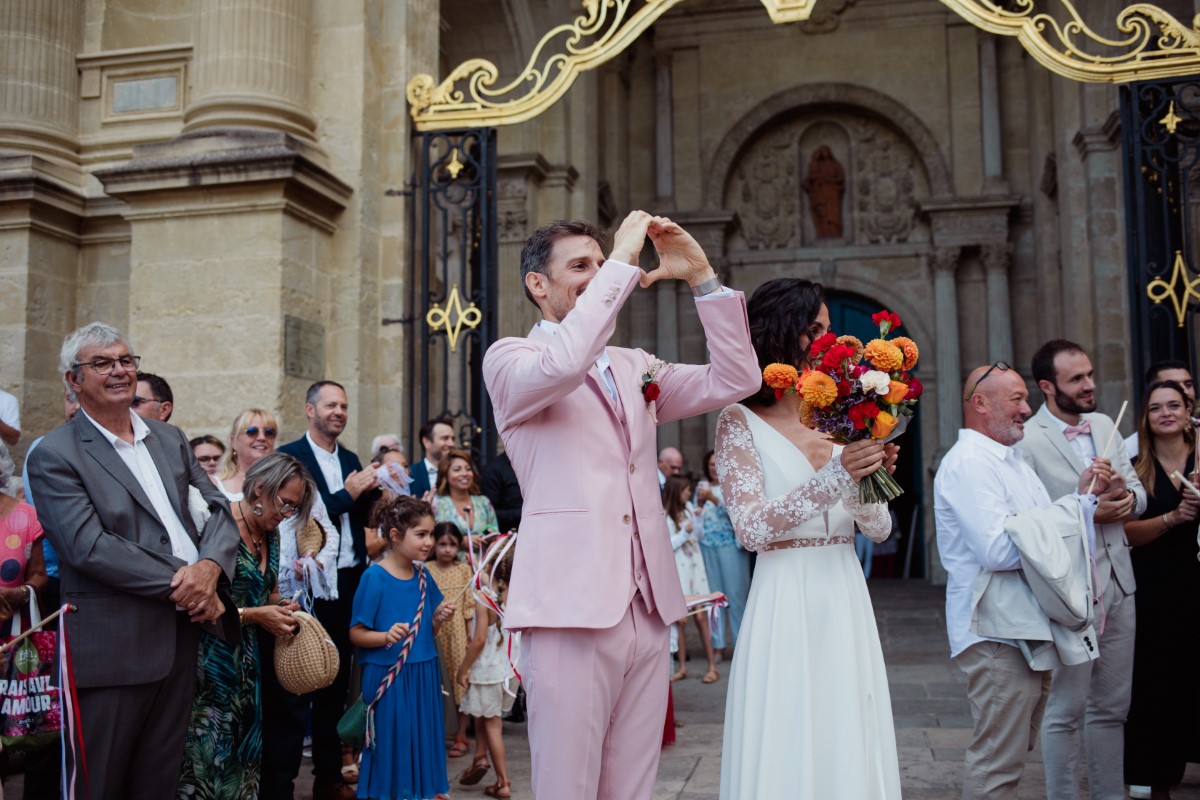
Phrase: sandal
[
  {"left": 484, "top": 780, "right": 512, "bottom": 798},
  {"left": 458, "top": 755, "right": 491, "bottom": 785},
  {"left": 340, "top": 763, "right": 359, "bottom": 784},
  {"left": 702, "top": 667, "right": 720, "bottom": 684},
  {"left": 447, "top": 737, "right": 470, "bottom": 758},
  {"left": 670, "top": 668, "right": 687, "bottom": 682}
]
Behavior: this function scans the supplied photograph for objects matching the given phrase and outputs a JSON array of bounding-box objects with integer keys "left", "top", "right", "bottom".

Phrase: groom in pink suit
[{"left": 483, "top": 211, "right": 760, "bottom": 799}]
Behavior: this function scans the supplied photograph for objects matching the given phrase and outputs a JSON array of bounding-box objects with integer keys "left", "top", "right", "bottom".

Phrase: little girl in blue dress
[{"left": 350, "top": 495, "right": 456, "bottom": 800}]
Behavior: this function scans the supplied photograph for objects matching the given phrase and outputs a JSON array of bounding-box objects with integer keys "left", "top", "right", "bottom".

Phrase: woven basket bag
[
  {"left": 274, "top": 611, "right": 339, "bottom": 695},
  {"left": 295, "top": 518, "right": 326, "bottom": 558}
]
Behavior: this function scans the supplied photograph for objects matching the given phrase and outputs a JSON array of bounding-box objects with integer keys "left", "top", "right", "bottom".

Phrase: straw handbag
[
  {"left": 295, "top": 517, "right": 325, "bottom": 558},
  {"left": 274, "top": 611, "right": 339, "bottom": 695}
]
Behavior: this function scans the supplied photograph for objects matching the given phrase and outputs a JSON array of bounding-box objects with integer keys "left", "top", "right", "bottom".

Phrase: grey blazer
[
  {"left": 26, "top": 413, "right": 239, "bottom": 688},
  {"left": 1019, "top": 404, "right": 1142, "bottom": 598}
]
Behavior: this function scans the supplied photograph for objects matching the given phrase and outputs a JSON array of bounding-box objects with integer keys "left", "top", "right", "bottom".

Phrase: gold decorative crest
[
  {"left": 426, "top": 285, "right": 483, "bottom": 351},
  {"left": 1147, "top": 251, "right": 1200, "bottom": 328}
]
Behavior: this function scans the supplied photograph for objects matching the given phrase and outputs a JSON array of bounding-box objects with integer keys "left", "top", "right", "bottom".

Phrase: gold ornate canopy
[{"left": 407, "top": 0, "right": 1200, "bottom": 131}]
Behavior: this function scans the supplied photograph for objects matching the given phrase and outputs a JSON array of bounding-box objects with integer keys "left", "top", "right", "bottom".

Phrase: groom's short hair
[{"left": 520, "top": 219, "right": 607, "bottom": 306}]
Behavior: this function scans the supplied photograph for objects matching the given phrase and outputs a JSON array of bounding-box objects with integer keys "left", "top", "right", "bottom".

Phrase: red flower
[
  {"left": 905, "top": 376, "right": 924, "bottom": 400},
  {"left": 848, "top": 401, "right": 882, "bottom": 430},
  {"left": 821, "top": 344, "right": 856, "bottom": 371},
  {"left": 809, "top": 332, "right": 837, "bottom": 357},
  {"left": 837, "top": 379, "right": 852, "bottom": 398},
  {"left": 643, "top": 382, "right": 661, "bottom": 402}
]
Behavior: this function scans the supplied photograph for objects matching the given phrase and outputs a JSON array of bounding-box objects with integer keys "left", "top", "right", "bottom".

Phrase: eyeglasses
[
  {"left": 244, "top": 426, "right": 278, "bottom": 439},
  {"left": 964, "top": 360, "right": 1012, "bottom": 401},
  {"left": 131, "top": 395, "right": 160, "bottom": 408},
  {"left": 72, "top": 354, "right": 141, "bottom": 375},
  {"left": 195, "top": 455, "right": 221, "bottom": 464},
  {"left": 275, "top": 496, "right": 300, "bottom": 518}
]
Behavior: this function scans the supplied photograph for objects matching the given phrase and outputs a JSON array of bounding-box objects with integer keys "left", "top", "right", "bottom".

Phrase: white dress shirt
[
  {"left": 81, "top": 408, "right": 199, "bottom": 565},
  {"left": 934, "top": 428, "right": 1053, "bottom": 657},
  {"left": 307, "top": 432, "right": 359, "bottom": 569},
  {"left": 422, "top": 458, "right": 438, "bottom": 488}
]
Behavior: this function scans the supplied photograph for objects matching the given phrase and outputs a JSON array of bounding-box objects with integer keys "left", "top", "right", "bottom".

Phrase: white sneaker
[{"left": 1128, "top": 786, "right": 1152, "bottom": 799}]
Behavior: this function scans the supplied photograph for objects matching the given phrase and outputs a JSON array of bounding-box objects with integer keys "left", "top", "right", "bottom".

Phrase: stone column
[
  {"left": 978, "top": 35, "right": 1007, "bottom": 193},
  {"left": 932, "top": 247, "right": 963, "bottom": 452},
  {"left": 655, "top": 53, "right": 674, "bottom": 206},
  {"left": 184, "top": 0, "right": 319, "bottom": 145},
  {"left": 496, "top": 154, "right": 549, "bottom": 339},
  {"left": 981, "top": 244, "right": 1014, "bottom": 365},
  {"left": 0, "top": 0, "right": 82, "bottom": 162}
]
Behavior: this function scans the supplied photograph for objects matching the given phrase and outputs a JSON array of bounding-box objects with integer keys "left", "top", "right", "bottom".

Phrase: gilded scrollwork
[{"left": 940, "top": 1, "right": 1200, "bottom": 82}]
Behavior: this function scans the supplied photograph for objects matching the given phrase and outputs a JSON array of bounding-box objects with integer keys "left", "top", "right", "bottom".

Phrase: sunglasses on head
[
  {"left": 964, "top": 360, "right": 1012, "bottom": 401},
  {"left": 244, "top": 426, "right": 277, "bottom": 439}
]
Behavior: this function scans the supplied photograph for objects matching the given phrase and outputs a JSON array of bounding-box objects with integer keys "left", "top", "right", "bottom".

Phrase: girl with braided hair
[{"left": 349, "top": 495, "right": 457, "bottom": 799}]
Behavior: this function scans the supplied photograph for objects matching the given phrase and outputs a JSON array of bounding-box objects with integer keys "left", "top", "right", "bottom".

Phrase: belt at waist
[{"left": 761, "top": 534, "right": 854, "bottom": 552}]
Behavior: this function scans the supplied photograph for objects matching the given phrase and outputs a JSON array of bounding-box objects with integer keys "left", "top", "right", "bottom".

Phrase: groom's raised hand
[
  {"left": 640, "top": 217, "right": 718, "bottom": 289},
  {"left": 609, "top": 210, "right": 654, "bottom": 267}
]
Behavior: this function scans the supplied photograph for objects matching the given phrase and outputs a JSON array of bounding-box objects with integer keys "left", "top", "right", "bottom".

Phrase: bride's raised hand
[
  {"left": 640, "top": 216, "right": 717, "bottom": 289},
  {"left": 841, "top": 439, "right": 887, "bottom": 483}
]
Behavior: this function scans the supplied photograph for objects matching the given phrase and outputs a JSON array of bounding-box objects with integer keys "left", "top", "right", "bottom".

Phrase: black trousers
[{"left": 259, "top": 565, "right": 362, "bottom": 798}]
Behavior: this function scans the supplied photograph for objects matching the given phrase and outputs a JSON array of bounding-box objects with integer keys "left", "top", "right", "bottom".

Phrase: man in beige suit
[{"left": 1020, "top": 340, "right": 1143, "bottom": 800}]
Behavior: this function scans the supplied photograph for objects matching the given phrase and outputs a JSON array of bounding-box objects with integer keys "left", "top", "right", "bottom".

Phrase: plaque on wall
[{"left": 284, "top": 316, "right": 325, "bottom": 380}]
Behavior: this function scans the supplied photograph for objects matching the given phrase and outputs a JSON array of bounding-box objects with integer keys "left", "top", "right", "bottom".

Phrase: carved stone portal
[{"left": 725, "top": 109, "right": 926, "bottom": 251}]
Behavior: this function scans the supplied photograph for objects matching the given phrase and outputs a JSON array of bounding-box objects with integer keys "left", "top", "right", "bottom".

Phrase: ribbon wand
[
  {"left": 1087, "top": 400, "right": 1129, "bottom": 496},
  {"left": 0, "top": 603, "right": 77, "bottom": 654}
]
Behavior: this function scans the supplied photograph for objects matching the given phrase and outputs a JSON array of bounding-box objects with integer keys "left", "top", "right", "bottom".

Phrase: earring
[{"left": 252, "top": 503, "right": 264, "bottom": 517}]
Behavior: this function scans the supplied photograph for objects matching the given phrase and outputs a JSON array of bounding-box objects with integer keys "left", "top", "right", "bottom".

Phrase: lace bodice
[{"left": 714, "top": 404, "right": 891, "bottom": 551}]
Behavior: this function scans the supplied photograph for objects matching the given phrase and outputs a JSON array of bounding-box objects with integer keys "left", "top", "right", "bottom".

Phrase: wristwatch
[{"left": 690, "top": 276, "right": 723, "bottom": 297}]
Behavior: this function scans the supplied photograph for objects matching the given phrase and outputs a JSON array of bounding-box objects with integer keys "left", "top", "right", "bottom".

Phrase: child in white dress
[{"left": 663, "top": 475, "right": 719, "bottom": 684}]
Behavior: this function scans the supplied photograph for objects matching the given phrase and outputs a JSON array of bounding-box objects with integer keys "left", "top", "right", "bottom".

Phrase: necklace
[{"left": 234, "top": 501, "right": 265, "bottom": 558}]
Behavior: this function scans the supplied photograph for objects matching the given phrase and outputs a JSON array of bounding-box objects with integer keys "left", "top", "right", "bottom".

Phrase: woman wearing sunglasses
[{"left": 215, "top": 409, "right": 281, "bottom": 498}]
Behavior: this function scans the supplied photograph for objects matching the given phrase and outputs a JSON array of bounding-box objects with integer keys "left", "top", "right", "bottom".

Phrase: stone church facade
[{"left": 0, "top": 0, "right": 1153, "bottom": 578}]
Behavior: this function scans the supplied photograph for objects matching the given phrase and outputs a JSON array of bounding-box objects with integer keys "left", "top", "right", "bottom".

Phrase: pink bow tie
[{"left": 1063, "top": 420, "right": 1092, "bottom": 441}]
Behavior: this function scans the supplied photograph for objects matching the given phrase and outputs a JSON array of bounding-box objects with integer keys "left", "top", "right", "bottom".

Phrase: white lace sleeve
[
  {"left": 841, "top": 476, "right": 892, "bottom": 542},
  {"left": 714, "top": 405, "right": 865, "bottom": 551}
]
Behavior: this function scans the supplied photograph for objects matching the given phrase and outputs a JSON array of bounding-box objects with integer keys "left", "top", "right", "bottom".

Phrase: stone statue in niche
[{"left": 802, "top": 145, "right": 845, "bottom": 239}]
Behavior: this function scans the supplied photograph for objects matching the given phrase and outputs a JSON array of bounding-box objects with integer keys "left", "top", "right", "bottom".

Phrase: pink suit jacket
[{"left": 483, "top": 260, "right": 761, "bottom": 630}]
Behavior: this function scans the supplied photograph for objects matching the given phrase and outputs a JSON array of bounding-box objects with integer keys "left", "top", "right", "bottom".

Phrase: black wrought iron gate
[
  {"left": 402, "top": 128, "right": 499, "bottom": 465},
  {"left": 1121, "top": 79, "right": 1200, "bottom": 385}
]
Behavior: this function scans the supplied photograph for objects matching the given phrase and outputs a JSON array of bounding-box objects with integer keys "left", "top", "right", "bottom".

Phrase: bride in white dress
[{"left": 716, "top": 278, "right": 903, "bottom": 800}]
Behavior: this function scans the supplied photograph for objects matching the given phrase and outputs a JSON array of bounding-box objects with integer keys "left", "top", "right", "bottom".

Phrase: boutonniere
[{"left": 641, "top": 359, "right": 668, "bottom": 424}]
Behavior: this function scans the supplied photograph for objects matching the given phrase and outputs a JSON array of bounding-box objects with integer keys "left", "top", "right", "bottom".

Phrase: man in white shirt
[
  {"left": 1021, "top": 340, "right": 1144, "bottom": 800},
  {"left": 26, "top": 322, "right": 238, "bottom": 800},
  {"left": 408, "top": 417, "right": 455, "bottom": 497},
  {"left": 657, "top": 446, "right": 682, "bottom": 489},
  {"left": 935, "top": 362, "right": 1115, "bottom": 800}
]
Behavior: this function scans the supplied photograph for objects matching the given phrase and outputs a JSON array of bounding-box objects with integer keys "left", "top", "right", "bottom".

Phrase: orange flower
[
  {"left": 871, "top": 410, "right": 899, "bottom": 439},
  {"left": 864, "top": 339, "right": 903, "bottom": 372},
  {"left": 763, "top": 363, "right": 800, "bottom": 390},
  {"left": 891, "top": 336, "right": 919, "bottom": 370},
  {"left": 836, "top": 335, "right": 864, "bottom": 362},
  {"left": 798, "top": 400, "right": 816, "bottom": 428},
  {"left": 799, "top": 370, "right": 838, "bottom": 408},
  {"left": 884, "top": 380, "right": 909, "bottom": 405}
]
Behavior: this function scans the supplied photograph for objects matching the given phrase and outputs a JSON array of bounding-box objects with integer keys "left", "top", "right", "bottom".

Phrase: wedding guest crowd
[{"left": 935, "top": 346, "right": 1200, "bottom": 800}]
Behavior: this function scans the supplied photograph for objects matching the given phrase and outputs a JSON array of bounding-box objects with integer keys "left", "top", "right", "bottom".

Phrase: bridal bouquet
[{"left": 763, "top": 310, "right": 922, "bottom": 503}]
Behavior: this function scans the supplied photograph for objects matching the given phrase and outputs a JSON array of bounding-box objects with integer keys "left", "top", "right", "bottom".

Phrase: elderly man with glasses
[
  {"left": 935, "top": 362, "right": 1120, "bottom": 800},
  {"left": 25, "top": 321, "right": 239, "bottom": 800}
]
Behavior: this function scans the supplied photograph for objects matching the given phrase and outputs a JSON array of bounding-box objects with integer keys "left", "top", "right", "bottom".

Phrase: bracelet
[
  {"left": 690, "top": 276, "right": 723, "bottom": 297},
  {"left": 1162, "top": 512, "right": 1174, "bottom": 531},
  {"left": 237, "top": 607, "right": 245, "bottom": 623},
  {"left": 20, "top": 585, "right": 30, "bottom": 605}
]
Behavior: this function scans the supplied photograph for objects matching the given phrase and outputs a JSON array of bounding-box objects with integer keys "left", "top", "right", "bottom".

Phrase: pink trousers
[{"left": 522, "top": 599, "right": 670, "bottom": 800}]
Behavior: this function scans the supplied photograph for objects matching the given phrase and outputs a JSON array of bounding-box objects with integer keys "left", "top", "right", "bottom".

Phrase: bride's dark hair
[{"left": 744, "top": 278, "right": 825, "bottom": 406}]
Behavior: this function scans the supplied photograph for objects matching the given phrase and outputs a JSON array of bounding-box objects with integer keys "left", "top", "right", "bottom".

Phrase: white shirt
[
  {"left": 934, "top": 428, "right": 1053, "bottom": 657},
  {"left": 0, "top": 390, "right": 19, "bottom": 430},
  {"left": 422, "top": 458, "right": 438, "bottom": 488},
  {"left": 537, "top": 319, "right": 618, "bottom": 401},
  {"left": 81, "top": 408, "right": 199, "bottom": 565},
  {"left": 307, "top": 432, "right": 359, "bottom": 569}
]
